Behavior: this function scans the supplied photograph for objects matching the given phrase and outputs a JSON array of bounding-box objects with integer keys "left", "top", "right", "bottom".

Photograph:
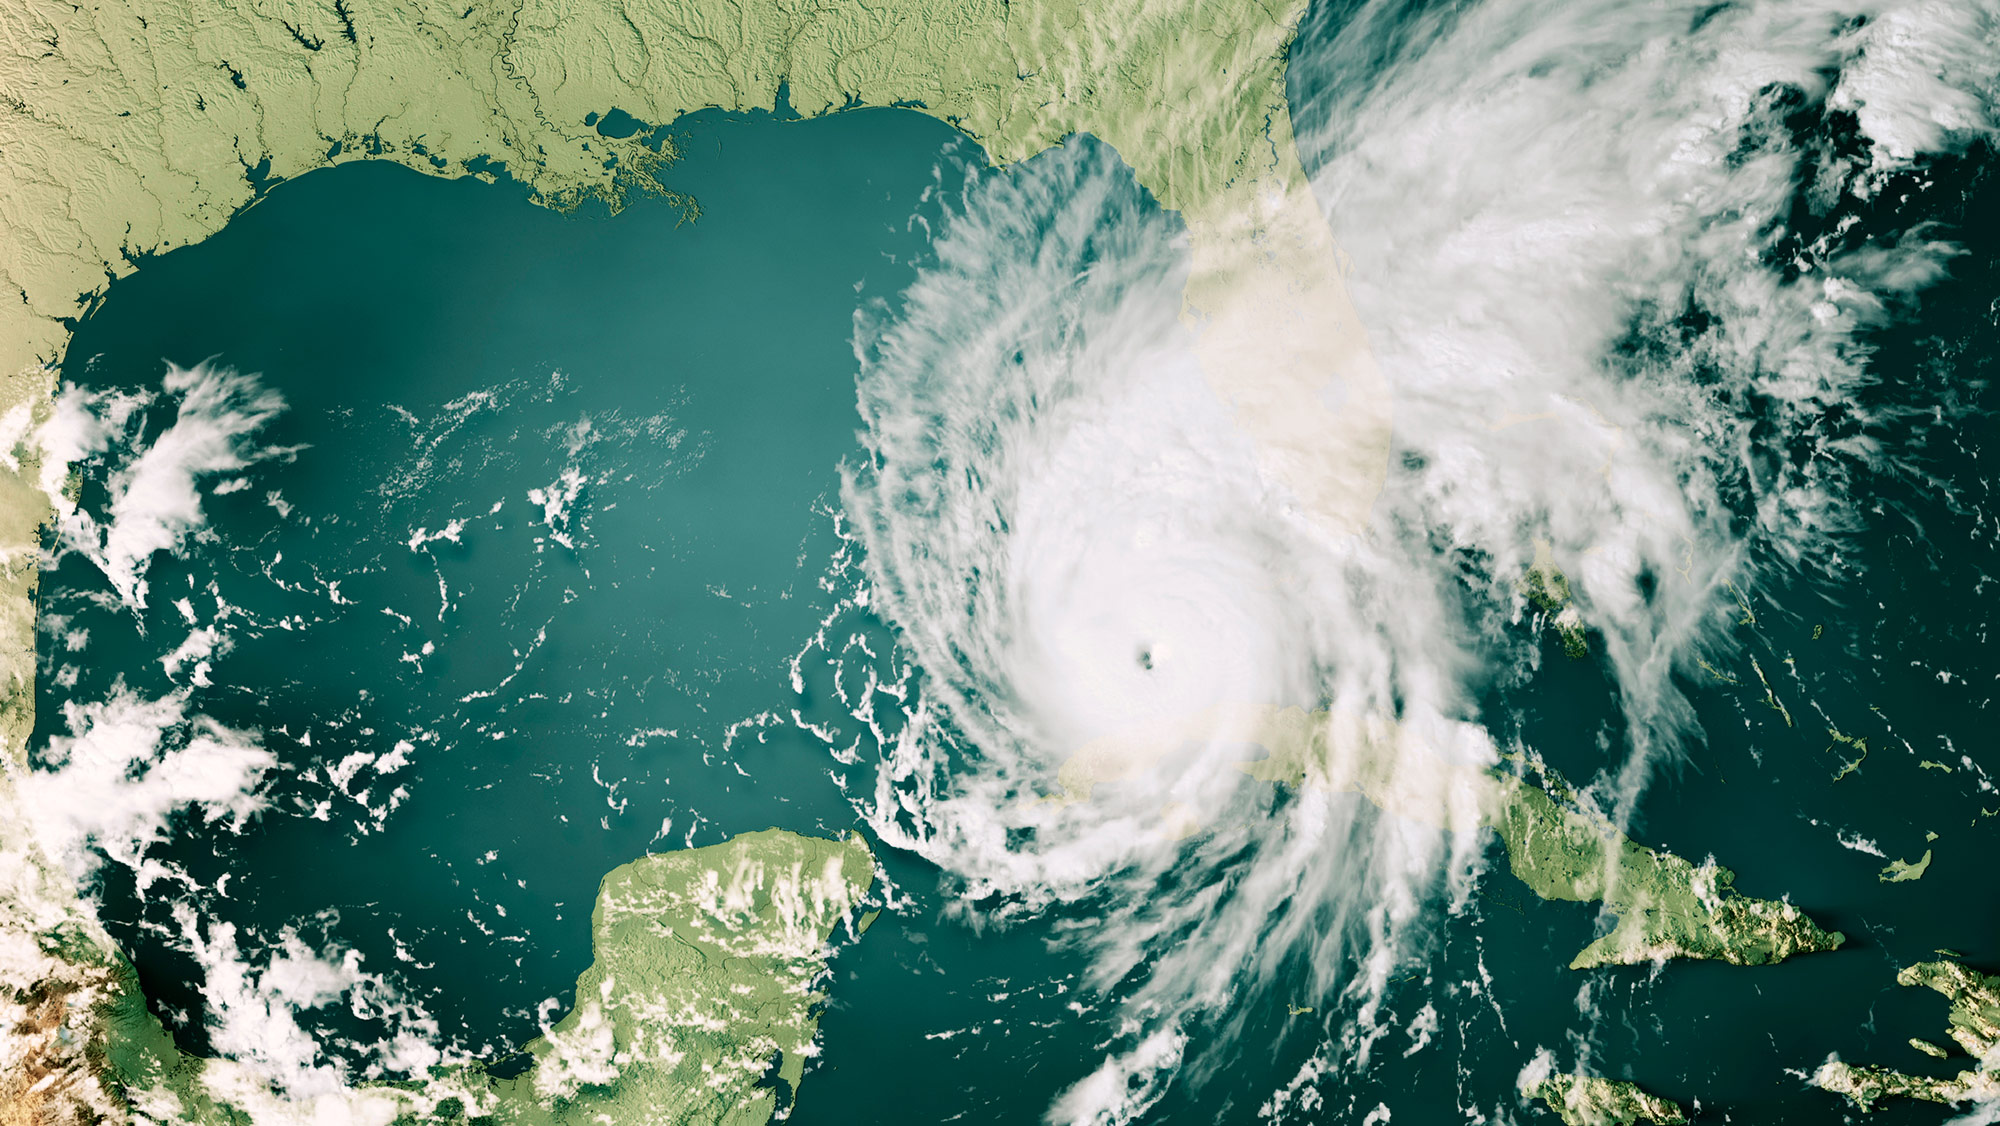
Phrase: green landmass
[
  {"left": 1234, "top": 706, "right": 1843, "bottom": 971},
  {"left": 1904, "top": 960, "right": 2000, "bottom": 1064},
  {"left": 1811, "top": 956, "right": 2000, "bottom": 1111},
  {"left": 0, "top": 0, "right": 1322, "bottom": 380},
  {"left": 1491, "top": 772, "right": 1843, "bottom": 970},
  {"left": 1811, "top": 1059, "right": 2000, "bottom": 1113},
  {"left": 1750, "top": 657, "right": 1793, "bottom": 728},
  {"left": 1524, "top": 1074, "right": 1687, "bottom": 1126},
  {"left": 1879, "top": 850, "right": 1931, "bottom": 883},
  {"left": 480, "top": 829, "right": 873, "bottom": 1125},
  {"left": 1525, "top": 544, "right": 1588, "bottom": 658},
  {"left": 1826, "top": 728, "right": 1867, "bottom": 781},
  {"left": 70, "top": 829, "right": 874, "bottom": 1125},
  {"left": 0, "top": 924, "right": 227, "bottom": 1125}
]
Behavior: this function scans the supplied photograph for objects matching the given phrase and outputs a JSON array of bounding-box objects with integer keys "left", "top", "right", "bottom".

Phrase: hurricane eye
[{"left": 1137, "top": 647, "right": 1154, "bottom": 671}]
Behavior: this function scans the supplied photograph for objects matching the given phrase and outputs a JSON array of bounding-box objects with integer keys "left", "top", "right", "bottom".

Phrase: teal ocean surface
[{"left": 38, "top": 3, "right": 2000, "bottom": 1121}]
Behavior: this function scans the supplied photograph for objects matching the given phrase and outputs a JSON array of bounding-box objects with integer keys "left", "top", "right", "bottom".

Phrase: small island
[
  {"left": 1525, "top": 546, "right": 1589, "bottom": 659},
  {"left": 1524, "top": 1074, "right": 1688, "bottom": 1126},
  {"left": 1878, "top": 850, "right": 1932, "bottom": 883}
]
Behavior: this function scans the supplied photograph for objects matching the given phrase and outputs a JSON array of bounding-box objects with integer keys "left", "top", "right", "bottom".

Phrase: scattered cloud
[{"left": 45, "top": 362, "right": 291, "bottom": 610}]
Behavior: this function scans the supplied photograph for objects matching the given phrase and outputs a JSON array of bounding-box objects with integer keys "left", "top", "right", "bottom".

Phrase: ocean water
[
  {"left": 45, "top": 102, "right": 995, "bottom": 1076},
  {"left": 36, "top": 0, "right": 2000, "bottom": 1123}
]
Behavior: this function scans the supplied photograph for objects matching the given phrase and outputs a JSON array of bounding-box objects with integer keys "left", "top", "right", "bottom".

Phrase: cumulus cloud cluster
[
  {"left": 44, "top": 362, "right": 293, "bottom": 610},
  {"left": 177, "top": 907, "right": 446, "bottom": 1096},
  {"left": 11, "top": 674, "right": 440, "bottom": 1099},
  {"left": 19, "top": 688, "right": 276, "bottom": 891},
  {"left": 4, "top": 360, "right": 471, "bottom": 1109}
]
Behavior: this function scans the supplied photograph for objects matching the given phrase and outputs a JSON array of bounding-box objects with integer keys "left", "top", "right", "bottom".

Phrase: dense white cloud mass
[
  {"left": 845, "top": 139, "right": 1489, "bottom": 1117},
  {"left": 839, "top": 0, "right": 2000, "bottom": 1119},
  {"left": 20, "top": 688, "right": 276, "bottom": 890}
]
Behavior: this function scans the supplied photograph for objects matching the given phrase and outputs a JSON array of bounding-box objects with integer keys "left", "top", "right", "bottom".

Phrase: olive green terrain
[
  {"left": 63, "top": 831, "right": 874, "bottom": 1125},
  {"left": 1523, "top": 1074, "right": 1688, "bottom": 1126},
  {"left": 1811, "top": 957, "right": 2000, "bottom": 1112},
  {"left": 479, "top": 829, "right": 875, "bottom": 1126},
  {"left": 1234, "top": 706, "right": 1844, "bottom": 972},
  {"left": 1493, "top": 777, "right": 1844, "bottom": 971},
  {"left": 0, "top": 0, "right": 1315, "bottom": 381}
]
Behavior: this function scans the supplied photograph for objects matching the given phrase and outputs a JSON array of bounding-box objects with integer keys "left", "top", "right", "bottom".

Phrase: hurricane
[
  {"left": 836, "top": 0, "right": 2000, "bottom": 1117},
  {"left": 7, "top": 0, "right": 1999, "bottom": 1121}
]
